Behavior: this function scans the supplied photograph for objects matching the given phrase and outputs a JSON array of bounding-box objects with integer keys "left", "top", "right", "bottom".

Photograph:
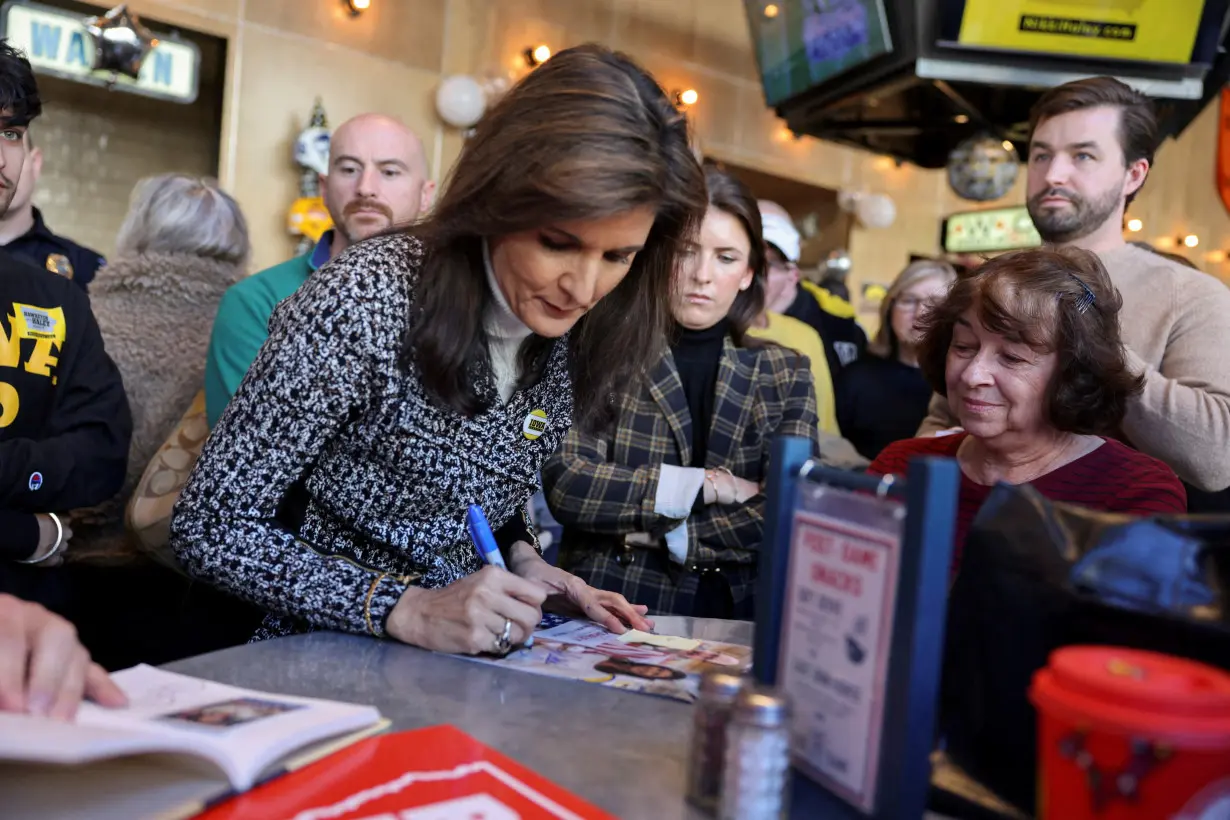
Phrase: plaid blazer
[{"left": 542, "top": 337, "right": 819, "bottom": 616}]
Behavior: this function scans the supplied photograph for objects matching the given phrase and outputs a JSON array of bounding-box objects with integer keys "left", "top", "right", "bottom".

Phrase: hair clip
[{"left": 1067, "top": 272, "right": 1096, "bottom": 315}]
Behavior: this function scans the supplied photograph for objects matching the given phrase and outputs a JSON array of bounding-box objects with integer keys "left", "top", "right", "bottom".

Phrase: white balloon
[
  {"left": 435, "top": 75, "right": 486, "bottom": 128},
  {"left": 855, "top": 193, "right": 896, "bottom": 229}
]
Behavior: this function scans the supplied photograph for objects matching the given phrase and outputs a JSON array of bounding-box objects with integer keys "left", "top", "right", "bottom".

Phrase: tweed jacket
[
  {"left": 542, "top": 337, "right": 819, "bottom": 615},
  {"left": 170, "top": 234, "right": 572, "bottom": 639}
]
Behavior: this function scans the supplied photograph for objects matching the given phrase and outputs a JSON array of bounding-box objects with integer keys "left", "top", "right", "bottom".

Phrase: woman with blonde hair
[{"left": 837, "top": 258, "right": 956, "bottom": 459}]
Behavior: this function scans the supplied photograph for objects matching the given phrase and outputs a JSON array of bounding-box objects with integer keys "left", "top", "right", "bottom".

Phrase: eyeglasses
[
  {"left": 894, "top": 295, "right": 940, "bottom": 312},
  {"left": 767, "top": 258, "right": 798, "bottom": 274}
]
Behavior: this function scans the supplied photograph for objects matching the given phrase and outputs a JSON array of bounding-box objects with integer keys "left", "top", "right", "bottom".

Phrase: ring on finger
[{"left": 494, "top": 618, "right": 513, "bottom": 654}]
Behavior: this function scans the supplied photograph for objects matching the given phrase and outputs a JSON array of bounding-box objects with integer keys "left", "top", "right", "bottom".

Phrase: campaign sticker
[{"left": 522, "top": 409, "right": 548, "bottom": 440}]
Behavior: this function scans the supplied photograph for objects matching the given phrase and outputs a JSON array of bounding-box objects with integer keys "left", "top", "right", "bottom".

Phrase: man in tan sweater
[{"left": 919, "top": 77, "right": 1230, "bottom": 492}]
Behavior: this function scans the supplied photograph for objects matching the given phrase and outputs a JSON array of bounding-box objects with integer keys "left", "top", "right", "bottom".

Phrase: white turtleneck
[{"left": 483, "top": 241, "right": 534, "bottom": 403}]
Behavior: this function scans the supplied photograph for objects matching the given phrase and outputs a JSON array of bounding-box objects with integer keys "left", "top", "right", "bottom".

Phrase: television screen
[
  {"left": 745, "top": 0, "right": 894, "bottom": 107},
  {"left": 938, "top": 0, "right": 1224, "bottom": 66}
]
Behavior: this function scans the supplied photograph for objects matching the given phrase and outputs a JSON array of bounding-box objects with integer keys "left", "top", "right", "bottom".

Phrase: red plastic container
[{"left": 1030, "top": 646, "right": 1230, "bottom": 819}]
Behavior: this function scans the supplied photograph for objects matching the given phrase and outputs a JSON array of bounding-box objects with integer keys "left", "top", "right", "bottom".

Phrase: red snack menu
[{"left": 197, "top": 724, "right": 617, "bottom": 820}]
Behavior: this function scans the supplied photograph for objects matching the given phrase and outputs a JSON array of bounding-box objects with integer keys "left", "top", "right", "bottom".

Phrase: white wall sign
[
  {"left": 1, "top": 1, "right": 200, "bottom": 104},
  {"left": 778, "top": 508, "right": 901, "bottom": 813}
]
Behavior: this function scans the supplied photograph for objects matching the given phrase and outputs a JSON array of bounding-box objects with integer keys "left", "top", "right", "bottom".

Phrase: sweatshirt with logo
[{"left": 0, "top": 249, "right": 131, "bottom": 568}]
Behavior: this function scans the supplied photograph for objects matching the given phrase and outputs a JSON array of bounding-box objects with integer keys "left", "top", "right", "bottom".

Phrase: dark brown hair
[
  {"left": 916, "top": 247, "right": 1144, "bottom": 434},
  {"left": 405, "top": 44, "right": 705, "bottom": 432},
  {"left": 1029, "top": 76, "right": 1158, "bottom": 206},
  {"left": 698, "top": 163, "right": 766, "bottom": 344}
]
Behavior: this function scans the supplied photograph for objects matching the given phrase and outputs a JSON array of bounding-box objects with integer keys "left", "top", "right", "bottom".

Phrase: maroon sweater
[{"left": 869, "top": 434, "right": 1187, "bottom": 574}]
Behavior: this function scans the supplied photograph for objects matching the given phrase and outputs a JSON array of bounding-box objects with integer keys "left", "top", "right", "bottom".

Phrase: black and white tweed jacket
[{"left": 170, "top": 234, "right": 573, "bottom": 639}]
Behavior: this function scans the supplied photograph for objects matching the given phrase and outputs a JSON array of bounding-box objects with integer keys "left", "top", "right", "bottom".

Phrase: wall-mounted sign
[
  {"left": 0, "top": 1, "right": 200, "bottom": 103},
  {"left": 941, "top": 205, "right": 1041, "bottom": 253},
  {"left": 948, "top": 0, "right": 1206, "bottom": 66}
]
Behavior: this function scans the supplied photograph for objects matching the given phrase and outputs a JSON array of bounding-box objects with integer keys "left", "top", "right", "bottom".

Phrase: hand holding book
[{"left": 0, "top": 594, "right": 126, "bottom": 720}]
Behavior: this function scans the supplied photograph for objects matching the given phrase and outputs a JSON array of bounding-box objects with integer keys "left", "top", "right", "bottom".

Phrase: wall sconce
[
  {"left": 1126, "top": 218, "right": 1143, "bottom": 232},
  {"left": 1184, "top": 234, "right": 1200, "bottom": 248},
  {"left": 674, "top": 88, "right": 699, "bottom": 108},
  {"left": 523, "top": 44, "right": 551, "bottom": 67},
  {"left": 343, "top": 0, "right": 371, "bottom": 16},
  {"left": 1205, "top": 249, "right": 1228, "bottom": 264}
]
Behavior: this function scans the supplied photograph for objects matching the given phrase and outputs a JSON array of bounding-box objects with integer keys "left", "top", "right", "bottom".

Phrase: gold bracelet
[{"left": 363, "top": 573, "right": 387, "bottom": 637}]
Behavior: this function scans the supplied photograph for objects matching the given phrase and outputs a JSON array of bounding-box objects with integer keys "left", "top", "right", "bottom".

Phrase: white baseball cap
[{"left": 760, "top": 210, "right": 801, "bottom": 263}]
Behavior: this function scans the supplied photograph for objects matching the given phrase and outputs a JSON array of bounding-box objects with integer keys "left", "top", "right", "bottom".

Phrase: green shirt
[{"left": 204, "top": 233, "right": 333, "bottom": 427}]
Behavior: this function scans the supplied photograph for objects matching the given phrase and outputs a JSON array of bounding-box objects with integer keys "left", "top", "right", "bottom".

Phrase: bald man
[{"left": 204, "top": 114, "right": 434, "bottom": 426}]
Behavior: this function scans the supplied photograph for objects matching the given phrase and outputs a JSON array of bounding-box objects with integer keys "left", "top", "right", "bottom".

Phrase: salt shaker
[
  {"left": 719, "top": 686, "right": 791, "bottom": 820},
  {"left": 686, "top": 671, "right": 746, "bottom": 812}
]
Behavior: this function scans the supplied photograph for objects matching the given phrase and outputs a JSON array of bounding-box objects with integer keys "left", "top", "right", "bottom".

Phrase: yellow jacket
[{"left": 746, "top": 311, "right": 840, "bottom": 436}]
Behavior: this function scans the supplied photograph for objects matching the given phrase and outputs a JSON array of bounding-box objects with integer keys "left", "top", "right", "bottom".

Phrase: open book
[{"left": 0, "top": 664, "right": 386, "bottom": 820}]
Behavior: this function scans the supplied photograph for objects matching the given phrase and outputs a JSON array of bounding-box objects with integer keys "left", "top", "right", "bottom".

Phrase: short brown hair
[
  {"left": 1029, "top": 77, "right": 1158, "bottom": 206},
  {"left": 916, "top": 247, "right": 1143, "bottom": 434},
  {"left": 699, "top": 163, "right": 766, "bottom": 344}
]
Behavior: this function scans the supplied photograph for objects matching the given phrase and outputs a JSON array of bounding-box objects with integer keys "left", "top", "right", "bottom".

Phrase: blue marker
[
  {"left": 466, "top": 504, "right": 532, "bottom": 647},
  {"left": 467, "top": 504, "right": 507, "bottom": 569}
]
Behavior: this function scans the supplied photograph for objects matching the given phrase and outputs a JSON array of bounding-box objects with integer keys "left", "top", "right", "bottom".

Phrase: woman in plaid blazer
[{"left": 543, "top": 166, "right": 821, "bottom": 617}]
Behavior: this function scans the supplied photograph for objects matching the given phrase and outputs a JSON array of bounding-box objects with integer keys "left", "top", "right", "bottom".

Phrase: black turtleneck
[{"left": 670, "top": 320, "right": 728, "bottom": 468}]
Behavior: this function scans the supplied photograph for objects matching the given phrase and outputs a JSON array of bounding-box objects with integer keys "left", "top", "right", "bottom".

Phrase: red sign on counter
[{"left": 198, "top": 725, "right": 616, "bottom": 820}]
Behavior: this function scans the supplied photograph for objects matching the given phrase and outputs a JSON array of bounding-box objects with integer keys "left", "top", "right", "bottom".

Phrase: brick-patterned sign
[{"left": 0, "top": 1, "right": 199, "bottom": 103}]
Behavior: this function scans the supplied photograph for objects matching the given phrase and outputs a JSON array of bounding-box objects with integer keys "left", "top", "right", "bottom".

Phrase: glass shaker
[
  {"left": 686, "top": 671, "right": 746, "bottom": 812},
  {"left": 719, "top": 686, "right": 791, "bottom": 820}
]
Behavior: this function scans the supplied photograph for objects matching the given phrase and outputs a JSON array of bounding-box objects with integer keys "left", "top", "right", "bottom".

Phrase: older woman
[
  {"left": 171, "top": 44, "right": 704, "bottom": 654},
  {"left": 85, "top": 175, "right": 249, "bottom": 557},
  {"left": 542, "top": 164, "right": 819, "bottom": 618},
  {"left": 838, "top": 259, "right": 956, "bottom": 459},
  {"left": 870, "top": 248, "right": 1186, "bottom": 573}
]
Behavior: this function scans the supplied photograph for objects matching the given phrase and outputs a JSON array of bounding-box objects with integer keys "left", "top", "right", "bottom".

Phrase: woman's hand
[
  {"left": 0, "top": 594, "right": 126, "bottom": 719},
  {"left": 385, "top": 566, "right": 547, "bottom": 655},
  {"left": 26, "top": 514, "right": 71, "bottom": 567},
  {"left": 508, "top": 542, "right": 654, "bottom": 635}
]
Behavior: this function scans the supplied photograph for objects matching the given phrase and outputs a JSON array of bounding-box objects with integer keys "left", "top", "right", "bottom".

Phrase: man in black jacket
[{"left": 0, "top": 40, "right": 130, "bottom": 601}]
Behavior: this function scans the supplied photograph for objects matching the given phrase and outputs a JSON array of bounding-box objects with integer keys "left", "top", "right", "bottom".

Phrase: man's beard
[{"left": 1027, "top": 183, "right": 1123, "bottom": 244}]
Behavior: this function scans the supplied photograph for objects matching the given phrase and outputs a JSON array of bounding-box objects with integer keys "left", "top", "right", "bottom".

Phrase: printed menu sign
[{"left": 777, "top": 509, "right": 901, "bottom": 812}]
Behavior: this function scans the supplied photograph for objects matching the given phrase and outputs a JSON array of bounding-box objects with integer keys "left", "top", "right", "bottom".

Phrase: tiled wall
[
  {"left": 32, "top": 72, "right": 220, "bottom": 259},
  {"left": 96, "top": 0, "right": 1227, "bottom": 297}
]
